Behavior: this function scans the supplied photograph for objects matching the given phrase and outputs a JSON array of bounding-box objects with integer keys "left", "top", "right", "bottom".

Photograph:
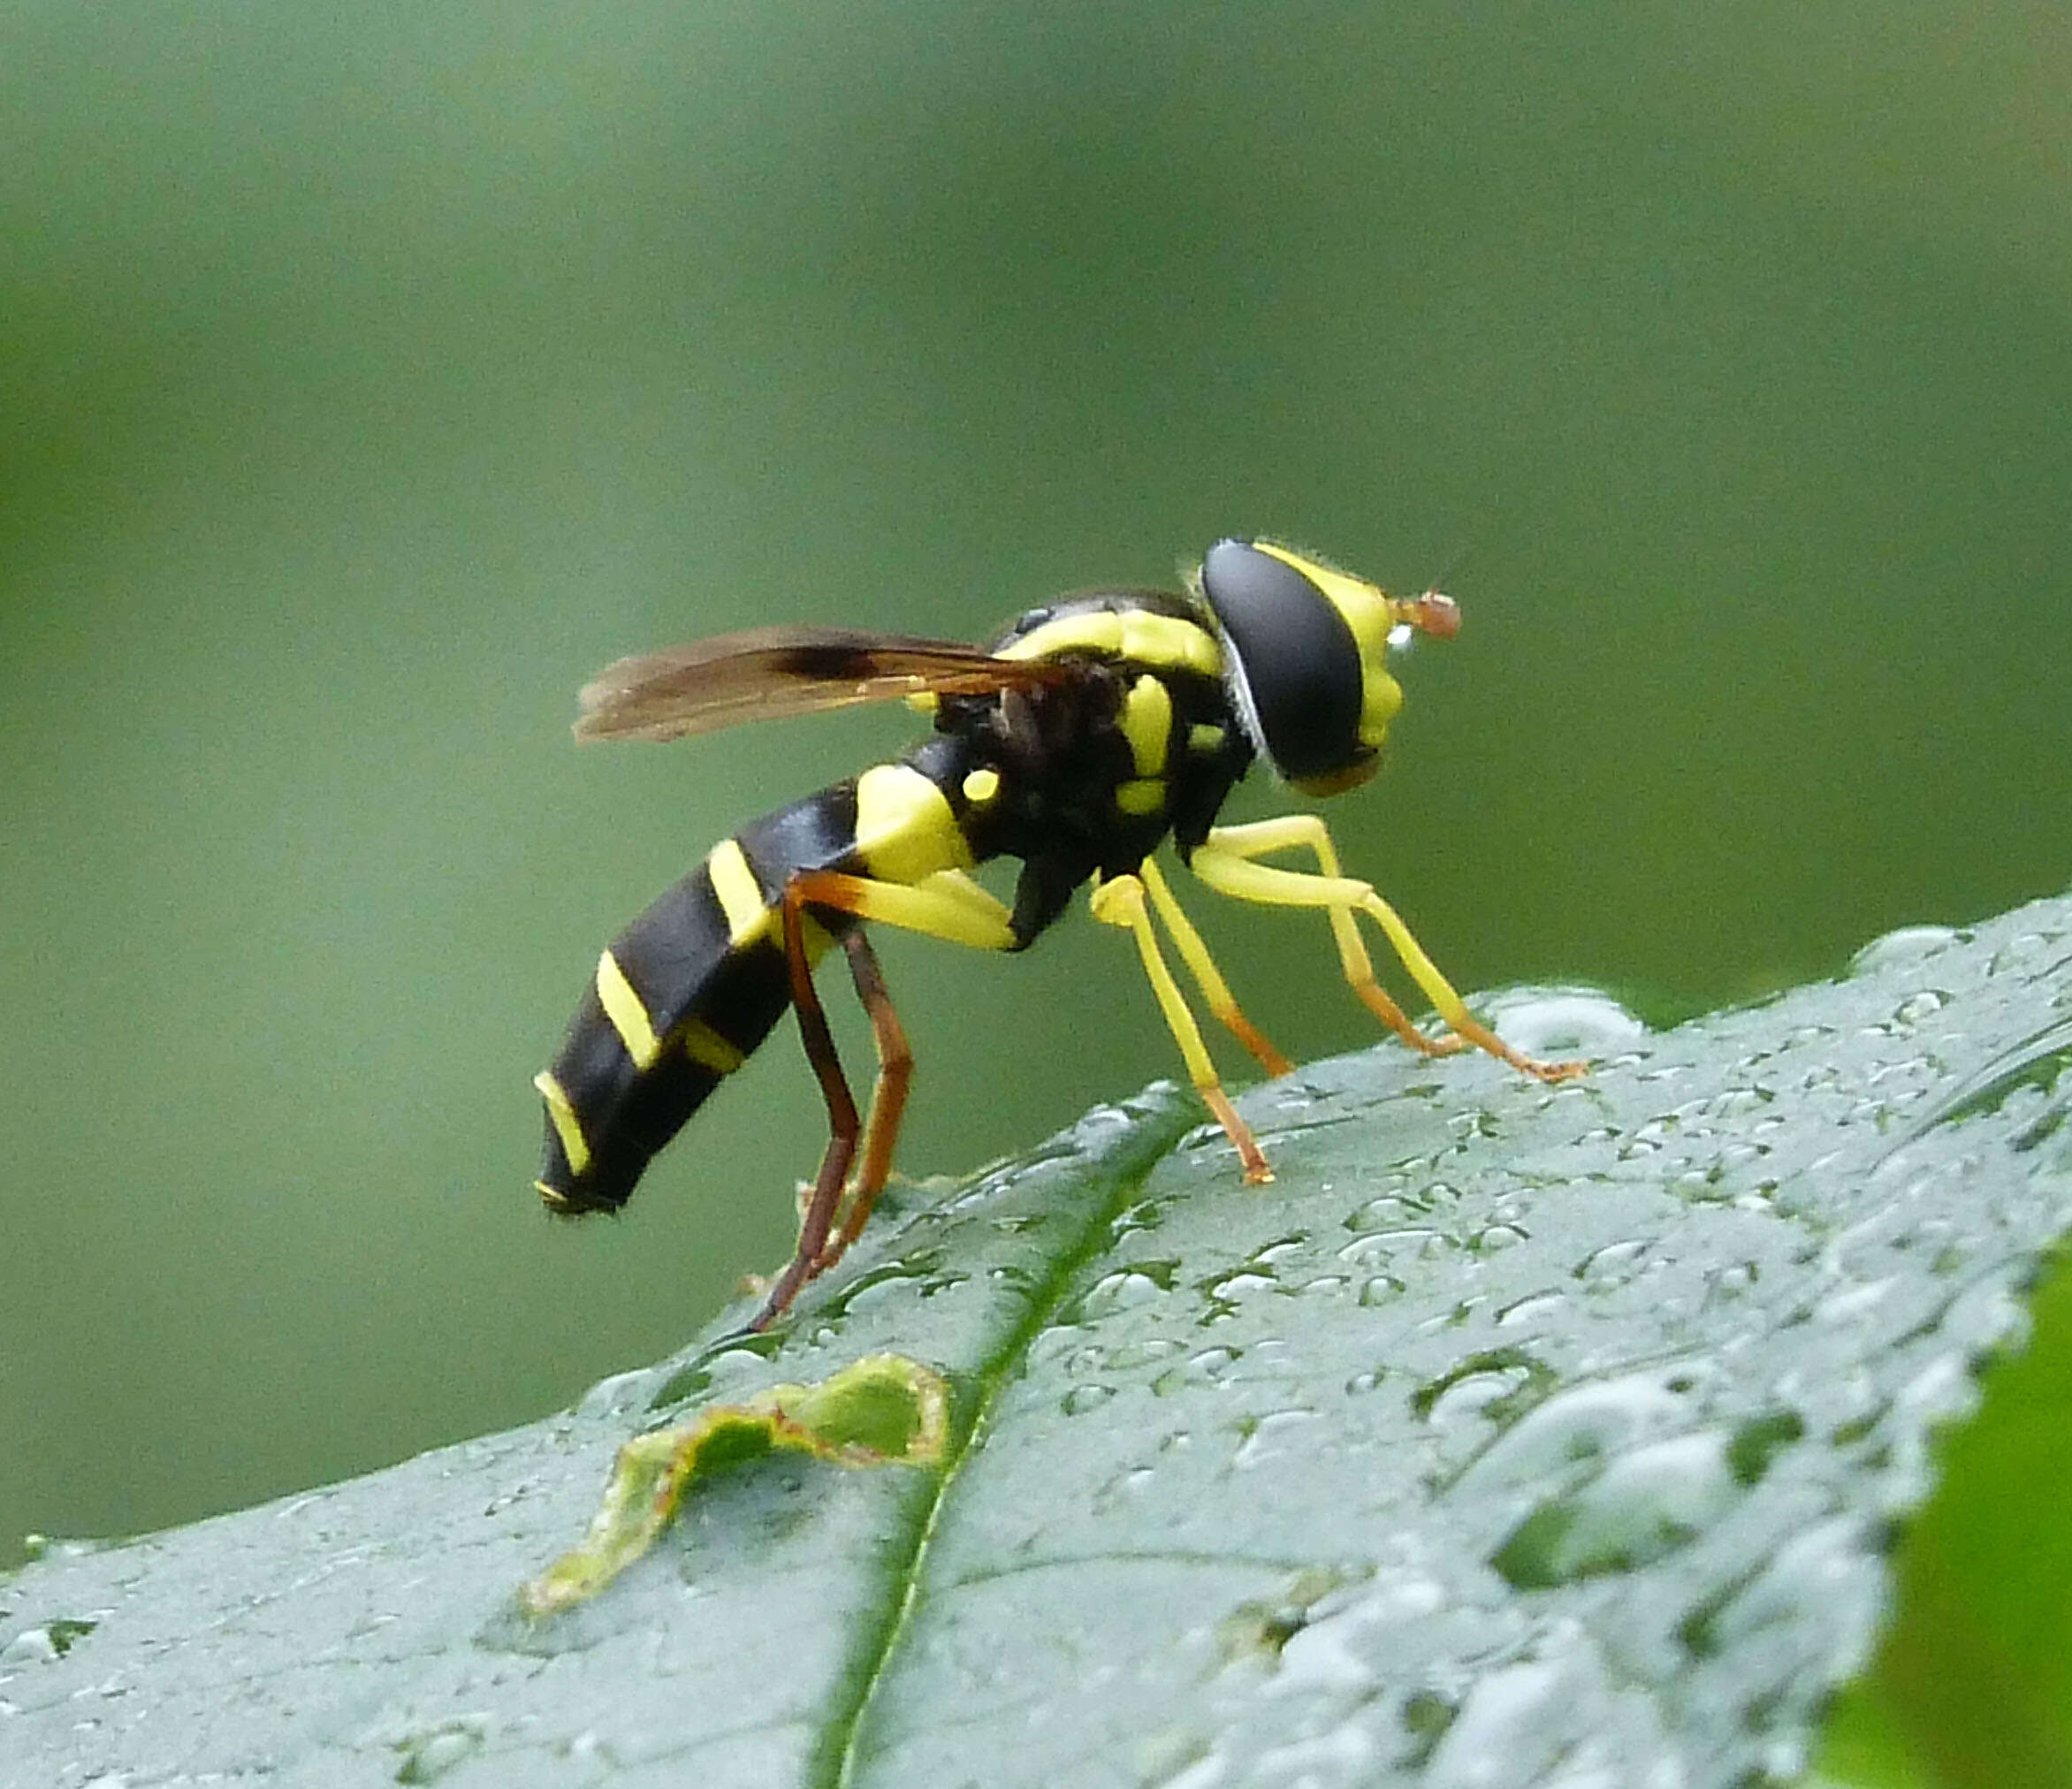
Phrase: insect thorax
[{"left": 904, "top": 590, "right": 1253, "bottom": 944}]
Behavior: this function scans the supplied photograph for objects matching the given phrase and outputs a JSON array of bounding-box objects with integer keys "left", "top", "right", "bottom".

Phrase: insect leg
[
  {"left": 1137, "top": 858, "right": 1291, "bottom": 1077},
  {"left": 1192, "top": 816, "right": 1463, "bottom": 1058},
  {"left": 1190, "top": 818, "right": 1588, "bottom": 1083},
  {"left": 1090, "top": 870, "right": 1273, "bottom": 1184},
  {"left": 823, "top": 927, "right": 911, "bottom": 1267},
  {"left": 748, "top": 885, "right": 865, "bottom": 1332},
  {"left": 746, "top": 866, "right": 1018, "bottom": 1329}
]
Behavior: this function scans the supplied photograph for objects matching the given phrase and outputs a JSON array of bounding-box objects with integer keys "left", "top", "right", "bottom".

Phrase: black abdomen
[{"left": 535, "top": 781, "right": 865, "bottom": 1215}]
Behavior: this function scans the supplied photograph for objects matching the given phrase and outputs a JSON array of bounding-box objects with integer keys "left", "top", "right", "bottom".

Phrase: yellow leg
[
  {"left": 1090, "top": 871, "right": 1273, "bottom": 1184},
  {"left": 1190, "top": 818, "right": 1587, "bottom": 1084},
  {"left": 813, "top": 867, "right": 1018, "bottom": 951},
  {"left": 1137, "top": 859, "right": 1291, "bottom": 1077},
  {"left": 1192, "top": 818, "right": 1461, "bottom": 1058}
]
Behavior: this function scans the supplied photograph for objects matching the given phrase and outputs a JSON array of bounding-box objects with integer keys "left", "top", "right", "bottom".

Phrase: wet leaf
[{"left": 5, "top": 896, "right": 2070, "bottom": 1786}]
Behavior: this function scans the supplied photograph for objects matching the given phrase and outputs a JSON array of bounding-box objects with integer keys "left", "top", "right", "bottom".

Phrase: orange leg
[
  {"left": 824, "top": 927, "right": 912, "bottom": 1267},
  {"left": 745, "top": 870, "right": 937, "bottom": 1330},
  {"left": 746, "top": 883, "right": 862, "bottom": 1330}
]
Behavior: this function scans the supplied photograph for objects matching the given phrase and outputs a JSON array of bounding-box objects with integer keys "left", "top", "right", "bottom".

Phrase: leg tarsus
[{"left": 1192, "top": 819, "right": 1589, "bottom": 1084}]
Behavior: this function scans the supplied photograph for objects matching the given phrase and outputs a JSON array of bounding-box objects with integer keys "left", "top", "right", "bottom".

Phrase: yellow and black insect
[{"left": 534, "top": 538, "right": 1584, "bottom": 1329}]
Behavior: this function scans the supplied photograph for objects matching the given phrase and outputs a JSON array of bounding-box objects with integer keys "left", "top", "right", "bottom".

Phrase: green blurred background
[{"left": 4, "top": 4, "right": 2068, "bottom": 1778}]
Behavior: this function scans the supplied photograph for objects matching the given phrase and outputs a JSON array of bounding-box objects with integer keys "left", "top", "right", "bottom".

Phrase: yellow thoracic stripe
[
  {"left": 961, "top": 765, "right": 1002, "bottom": 805},
  {"left": 681, "top": 1016, "right": 747, "bottom": 1075},
  {"left": 1116, "top": 778, "right": 1166, "bottom": 815},
  {"left": 532, "top": 1070, "right": 590, "bottom": 1173},
  {"left": 595, "top": 951, "right": 660, "bottom": 1070},
  {"left": 706, "top": 838, "right": 772, "bottom": 947},
  {"left": 994, "top": 609, "right": 1221, "bottom": 680},
  {"left": 1187, "top": 721, "right": 1226, "bottom": 756},
  {"left": 853, "top": 763, "right": 972, "bottom": 885},
  {"left": 1121, "top": 674, "right": 1172, "bottom": 779}
]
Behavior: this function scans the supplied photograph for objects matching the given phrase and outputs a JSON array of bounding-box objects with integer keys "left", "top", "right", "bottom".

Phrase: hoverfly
[{"left": 536, "top": 538, "right": 1583, "bottom": 1329}]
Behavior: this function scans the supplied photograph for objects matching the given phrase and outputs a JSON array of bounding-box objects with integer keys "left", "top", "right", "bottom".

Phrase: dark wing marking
[{"left": 574, "top": 626, "right": 1077, "bottom": 742}]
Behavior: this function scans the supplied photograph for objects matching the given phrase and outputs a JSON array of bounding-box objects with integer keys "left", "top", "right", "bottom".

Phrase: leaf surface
[{"left": 4, "top": 899, "right": 2069, "bottom": 1788}]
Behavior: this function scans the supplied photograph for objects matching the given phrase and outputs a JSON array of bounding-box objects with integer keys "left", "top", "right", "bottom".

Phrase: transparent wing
[{"left": 573, "top": 626, "right": 1074, "bottom": 742}]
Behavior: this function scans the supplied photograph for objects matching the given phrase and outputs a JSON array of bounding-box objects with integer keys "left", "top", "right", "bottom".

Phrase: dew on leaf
[
  {"left": 1490, "top": 1431, "right": 1741, "bottom": 1587},
  {"left": 1848, "top": 925, "right": 1962, "bottom": 976}
]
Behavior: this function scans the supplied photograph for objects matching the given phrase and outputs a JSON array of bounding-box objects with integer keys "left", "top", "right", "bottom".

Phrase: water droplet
[
  {"left": 1199, "top": 1268, "right": 1278, "bottom": 1301},
  {"left": 1814, "top": 1277, "right": 1894, "bottom": 1327},
  {"left": 1073, "top": 1260, "right": 1180, "bottom": 1321},
  {"left": 1422, "top": 1660, "right": 1573, "bottom": 1786},
  {"left": 1681, "top": 1514, "right": 1877, "bottom": 1664},
  {"left": 1477, "top": 986, "right": 1647, "bottom": 1054},
  {"left": 1890, "top": 989, "right": 1947, "bottom": 1027},
  {"left": 1848, "top": 925, "right": 1962, "bottom": 976},
  {"left": 1490, "top": 1431, "right": 1740, "bottom": 1587},
  {"left": 1457, "top": 1366, "right": 1703, "bottom": 1490},
  {"left": 1985, "top": 931, "right": 2058, "bottom": 976},
  {"left": 1214, "top": 1569, "right": 1346, "bottom": 1666},
  {"left": 1412, "top": 1348, "right": 1555, "bottom": 1431},
  {"left": 1468, "top": 1222, "right": 1528, "bottom": 1252},
  {"left": 1345, "top": 1193, "right": 1413, "bottom": 1232},
  {"left": 1573, "top": 1238, "right": 1649, "bottom": 1288},
  {"left": 1337, "top": 1227, "right": 1457, "bottom": 1267},
  {"left": 810, "top": 1252, "right": 946, "bottom": 1323},
  {"left": 1495, "top": 1289, "right": 1566, "bottom": 1328},
  {"left": 1709, "top": 1085, "right": 1776, "bottom": 1119},
  {"left": 392, "top": 1717, "right": 489, "bottom": 1783},
  {"left": 1252, "top": 1233, "right": 1309, "bottom": 1265},
  {"left": 1, "top": 1619, "right": 94, "bottom": 1665},
  {"left": 1109, "top": 1199, "right": 1171, "bottom": 1243},
  {"left": 1359, "top": 1275, "right": 1407, "bottom": 1306},
  {"left": 1700, "top": 1260, "right": 1761, "bottom": 1308},
  {"left": 1231, "top": 1409, "right": 1322, "bottom": 1470},
  {"left": 576, "top": 1367, "right": 654, "bottom": 1420},
  {"left": 1062, "top": 1383, "right": 1116, "bottom": 1415}
]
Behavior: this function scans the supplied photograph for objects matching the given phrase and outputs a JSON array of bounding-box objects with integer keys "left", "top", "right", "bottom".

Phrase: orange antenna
[{"left": 1387, "top": 590, "right": 1460, "bottom": 642}]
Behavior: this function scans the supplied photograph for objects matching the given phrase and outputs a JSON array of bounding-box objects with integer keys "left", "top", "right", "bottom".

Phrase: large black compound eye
[{"left": 1199, "top": 538, "right": 1369, "bottom": 787}]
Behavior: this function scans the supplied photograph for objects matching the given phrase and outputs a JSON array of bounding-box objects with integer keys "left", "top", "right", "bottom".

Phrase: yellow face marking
[
  {"left": 1253, "top": 540, "right": 1405, "bottom": 749},
  {"left": 961, "top": 765, "right": 1002, "bottom": 806},
  {"left": 532, "top": 1070, "right": 590, "bottom": 1174},
  {"left": 594, "top": 951, "right": 661, "bottom": 1070},
  {"left": 1120, "top": 674, "right": 1172, "bottom": 779},
  {"left": 1116, "top": 777, "right": 1167, "bottom": 816},
  {"left": 1187, "top": 722, "right": 1226, "bottom": 756},
  {"left": 706, "top": 839, "right": 773, "bottom": 947},
  {"left": 996, "top": 611, "right": 1221, "bottom": 679},
  {"left": 681, "top": 1016, "right": 747, "bottom": 1075},
  {"left": 853, "top": 763, "right": 972, "bottom": 885}
]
